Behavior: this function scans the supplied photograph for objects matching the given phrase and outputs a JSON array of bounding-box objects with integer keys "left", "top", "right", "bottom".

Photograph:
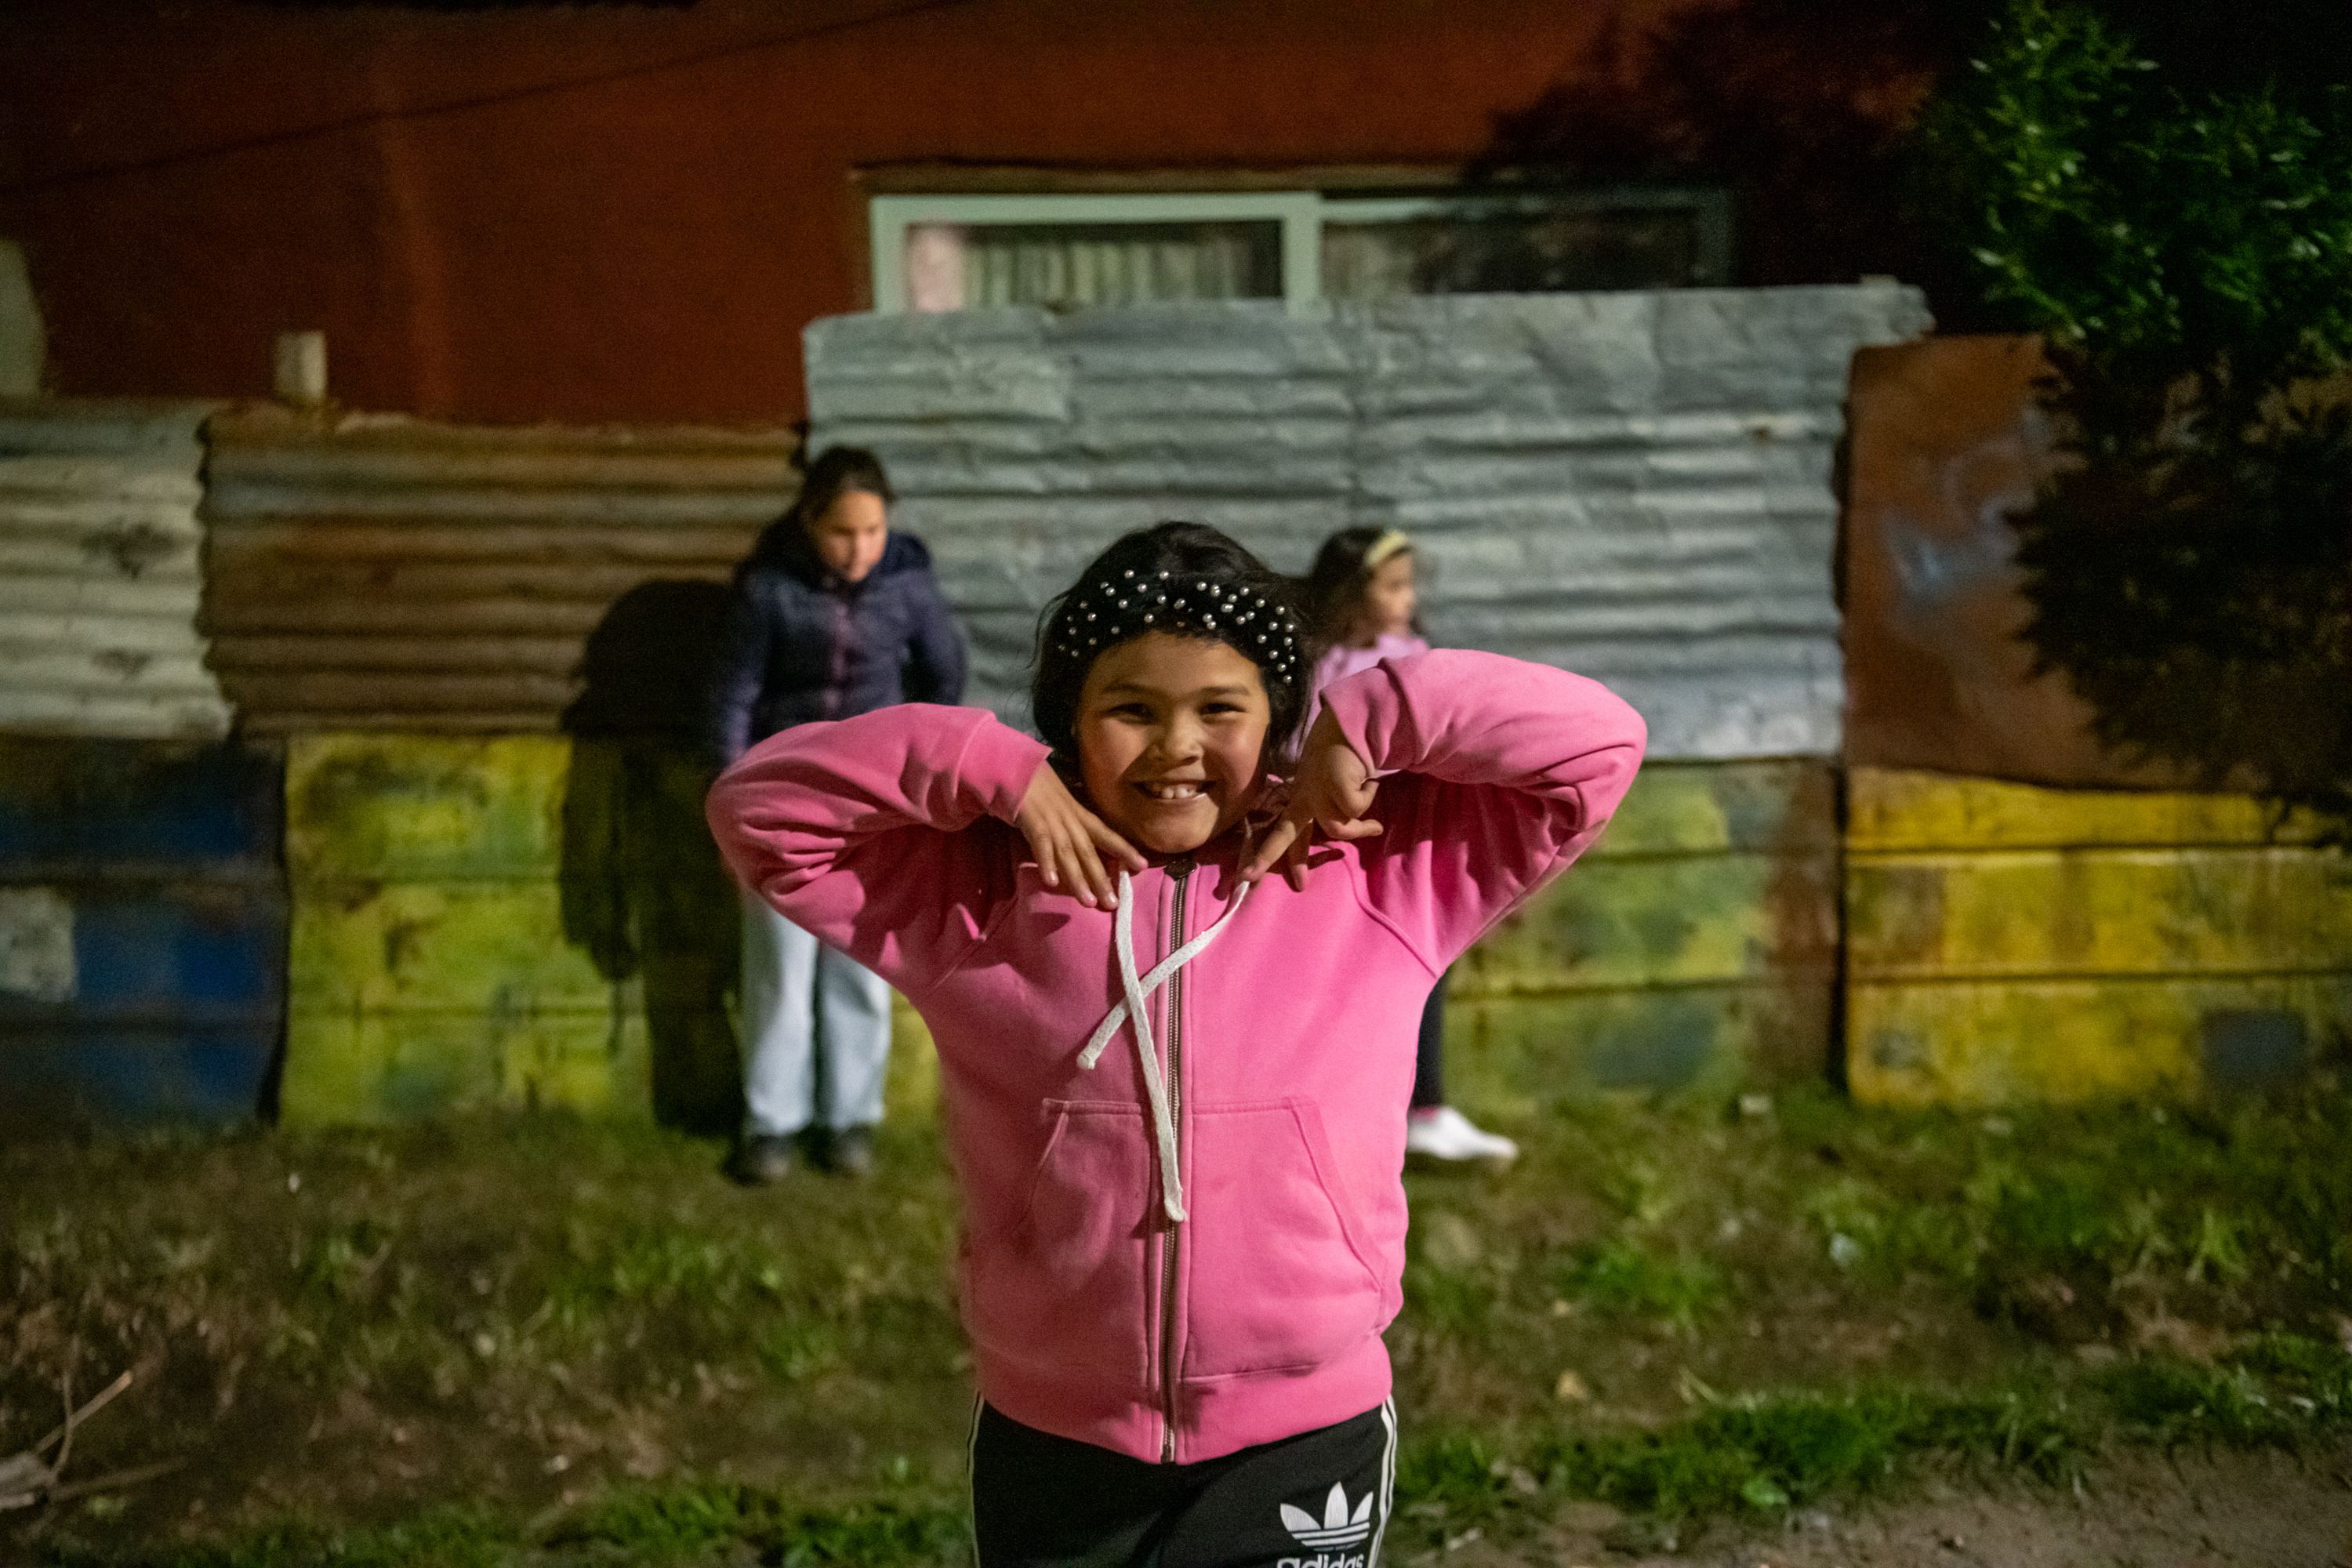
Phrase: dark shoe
[
  {"left": 826, "top": 1126, "right": 877, "bottom": 1178},
  {"left": 728, "top": 1134, "right": 799, "bottom": 1185}
]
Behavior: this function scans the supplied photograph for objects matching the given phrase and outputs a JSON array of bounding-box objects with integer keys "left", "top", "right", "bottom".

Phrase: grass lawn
[{"left": 5, "top": 1066, "right": 2351, "bottom": 1564}]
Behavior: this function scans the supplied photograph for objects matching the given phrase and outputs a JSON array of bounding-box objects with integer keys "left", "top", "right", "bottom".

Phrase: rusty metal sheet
[
  {"left": 1838, "top": 336, "right": 2192, "bottom": 787},
  {"left": 0, "top": 397, "right": 230, "bottom": 739},
  {"left": 1846, "top": 767, "right": 2352, "bottom": 1107},
  {"left": 201, "top": 405, "right": 795, "bottom": 735}
]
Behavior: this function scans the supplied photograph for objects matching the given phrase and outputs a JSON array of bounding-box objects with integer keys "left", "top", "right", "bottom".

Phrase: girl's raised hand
[
  {"left": 1243, "top": 708, "right": 1381, "bottom": 889},
  {"left": 1016, "top": 763, "right": 1146, "bottom": 909}
]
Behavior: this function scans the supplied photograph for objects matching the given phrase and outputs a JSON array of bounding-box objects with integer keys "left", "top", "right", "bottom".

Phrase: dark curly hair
[{"left": 1032, "top": 522, "right": 1311, "bottom": 777}]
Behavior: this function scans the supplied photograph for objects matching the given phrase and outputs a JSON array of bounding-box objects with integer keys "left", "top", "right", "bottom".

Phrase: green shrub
[{"left": 1912, "top": 0, "right": 2352, "bottom": 834}]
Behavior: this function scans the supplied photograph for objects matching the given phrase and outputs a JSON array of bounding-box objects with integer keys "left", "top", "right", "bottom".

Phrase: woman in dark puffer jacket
[{"left": 706, "top": 446, "right": 967, "bottom": 1181}]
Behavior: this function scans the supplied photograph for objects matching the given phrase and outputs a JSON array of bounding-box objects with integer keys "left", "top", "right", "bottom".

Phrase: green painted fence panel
[
  {"left": 286, "top": 734, "right": 568, "bottom": 881},
  {"left": 280, "top": 743, "right": 1834, "bottom": 1127},
  {"left": 1446, "top": 758, "right": 1837, "bottom": 1112},
  {"left": 281, "top": 732, "right": 742, "bottom": 1129}
]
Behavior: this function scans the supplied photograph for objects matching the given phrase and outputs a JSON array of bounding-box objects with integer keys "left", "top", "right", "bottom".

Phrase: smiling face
[{"left": 1075, "top": 633, "right": 1272, "bottom": 856}]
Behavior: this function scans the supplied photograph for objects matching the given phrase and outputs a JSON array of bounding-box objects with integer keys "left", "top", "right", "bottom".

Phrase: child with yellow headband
[{"left": 1303, "top": 526, "right": 1519, "bottom": 1164}]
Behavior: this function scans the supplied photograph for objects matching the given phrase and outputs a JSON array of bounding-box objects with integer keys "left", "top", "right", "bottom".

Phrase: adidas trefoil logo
[{"left": 1280, "top": 1482, "right": 1374, "bottom": 1549}]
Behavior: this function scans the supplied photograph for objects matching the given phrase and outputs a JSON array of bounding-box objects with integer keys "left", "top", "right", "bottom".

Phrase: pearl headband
[{"left": 1051, "top": 566, "right": 1304, "bottom": 680}]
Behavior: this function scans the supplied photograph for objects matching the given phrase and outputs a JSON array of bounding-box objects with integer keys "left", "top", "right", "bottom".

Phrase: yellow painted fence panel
[
  {"left": 280, "top": 741, "right": 1830, "bottom": 1126},
  {"left": 1847, "top": 769, "right": 2352, "bottom": 1107},
  {"left": 286, "top": 732, "right": 571, "bottom": 881},
  {"left": 279, "top": 731, "right": 941, "bottom": 1130},
  {"left": 1849, "top": 767, "right": 2325, "bottom": 853},
  {"left": 281, "top": 735, "right": 654, "bottom": 1125}
]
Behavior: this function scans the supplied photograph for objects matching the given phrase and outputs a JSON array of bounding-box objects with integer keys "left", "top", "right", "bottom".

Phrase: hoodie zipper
[
  {"left": 1157, "top": 858, "right": 1192, "bottom": 1463},
  {"left": 819, "top": 589, "right": 854, "bottom": 720}
]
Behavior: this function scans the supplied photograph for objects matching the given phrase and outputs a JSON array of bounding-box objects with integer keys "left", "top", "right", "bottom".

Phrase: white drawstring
[{"left": 1077, "top": 869, "right": 1251, "bottom": 1223}]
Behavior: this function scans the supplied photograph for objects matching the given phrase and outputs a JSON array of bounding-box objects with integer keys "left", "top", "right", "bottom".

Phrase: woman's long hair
[{"left": 745, "top": 446, "right": 895, "bottom": 572}]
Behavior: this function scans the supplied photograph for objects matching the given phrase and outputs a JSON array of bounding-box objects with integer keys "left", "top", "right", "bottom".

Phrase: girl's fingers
[
  {"left": 1243, "top": 816, "right": 1304, "bottom": 882},
  {"left": 1242, "top": 796, "right": 1384, "bottom": 887},
  {"left": 1091, "top": 838, "right": 1126, "bottom": 907},
  {"left": 1280, "top": 821, "right": 1314, "bottom": 891},
  {"left": 1019, "top": 779, "right": 1142, "bottom": 908},
  {"left": 1039, "top": 834, "right": 1080, "bottom": 906},
  {"left": 1017, "top": 766, "right": 1083, "bottom": 895},
  {"left": 1058, "top": 818, "right": 1102, "bottom": 907},
  {"left": 1088, "top": 818, "right": 1147, "bottom": 876},
  {"left": 1080, "top": 821, "right": 1140, "bottom": 904},
  {"left": 1063, "top": 831, "right": 1108, "bottom": 908},
  {"left": 1039, "top": 819, "right": 1101, "bottom": 909}
]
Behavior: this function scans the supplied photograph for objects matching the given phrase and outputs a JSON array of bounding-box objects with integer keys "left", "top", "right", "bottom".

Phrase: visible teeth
[{"left": 1140, "top": 782, "right": 1203, "bottom": 800}]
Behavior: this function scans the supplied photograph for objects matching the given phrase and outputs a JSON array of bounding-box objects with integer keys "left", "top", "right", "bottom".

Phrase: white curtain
[{"left": 906, "top": 222, "right": 1280, "bottom": 311}]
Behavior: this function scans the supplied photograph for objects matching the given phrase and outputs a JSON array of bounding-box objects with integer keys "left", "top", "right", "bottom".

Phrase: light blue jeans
[{"left": 738, "top": 890, "right": 891, "bottom": 1138}]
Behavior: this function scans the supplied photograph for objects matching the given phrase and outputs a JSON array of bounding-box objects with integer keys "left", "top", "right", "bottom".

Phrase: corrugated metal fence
[
  {"left": 806, "top": 288, "right": 1929, "bottom": 1097},
  {"left": 199, "top": 408, "right": 797, "bottom": 1127},
  {"left": 11, "top": 314, "right": 2341, "bottom": 1128},
  {"left": 0, "top": 401, "right": 272, "bottom": 1132},
  {"left": 0, "top": 397, "right": 229, "bottom": 739},
  {"left": 200, "top": 405, "right": 792, "bottom": 733},
  {"left": 807, "top": 286, "right": 1932, "bottom": 758},
  {"left": 5, "top": 400, "right": 795, "bottom": 1131}
]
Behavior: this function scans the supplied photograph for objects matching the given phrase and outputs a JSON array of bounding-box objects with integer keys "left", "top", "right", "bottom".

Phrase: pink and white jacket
[{"left": 706, "top": 650, "right": 1645, "bottom": 1465}]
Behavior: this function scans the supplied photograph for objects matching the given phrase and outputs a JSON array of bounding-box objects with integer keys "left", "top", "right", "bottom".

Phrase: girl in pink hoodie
[{"left": 707, "top": 522, "right": 1644, "bottom": 1567}]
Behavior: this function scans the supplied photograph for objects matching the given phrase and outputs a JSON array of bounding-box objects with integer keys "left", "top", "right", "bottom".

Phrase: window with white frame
[{"left": 869, "top": 188, "right": 1731, "bottom": 314}]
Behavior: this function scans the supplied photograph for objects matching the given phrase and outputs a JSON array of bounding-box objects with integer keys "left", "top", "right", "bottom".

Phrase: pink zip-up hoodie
[{"left": 706, "top": 650, "right": 1645, "bottom": 1465}]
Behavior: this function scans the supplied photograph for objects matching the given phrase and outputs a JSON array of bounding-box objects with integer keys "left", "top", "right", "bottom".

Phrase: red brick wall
[{"left": 0, "top": 0, "right": 1649, "bottom": 423}]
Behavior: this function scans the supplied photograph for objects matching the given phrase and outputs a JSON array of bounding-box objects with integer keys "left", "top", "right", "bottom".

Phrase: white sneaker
[{"left": 1406, "top": 1105, "right": 1518, "bottom": 1163}]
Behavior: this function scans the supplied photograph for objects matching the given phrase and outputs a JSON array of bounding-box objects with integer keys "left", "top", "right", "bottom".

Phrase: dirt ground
[{"left": 1434, "top": 1445, "right": 2352, "bottom": 1568}]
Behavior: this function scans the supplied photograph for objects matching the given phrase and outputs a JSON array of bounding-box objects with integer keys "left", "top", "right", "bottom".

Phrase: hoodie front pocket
[
  {"left": 961, "top": 1101, "right": 1156, "bottom": 1396},
  {"left": 1181, "top": 1099, "right": 1382, "bottom": 1378}
]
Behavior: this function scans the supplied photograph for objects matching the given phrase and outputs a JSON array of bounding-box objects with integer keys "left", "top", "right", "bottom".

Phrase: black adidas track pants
[{"left": 969, "top": 1399, "right": 1397, "bottom": 1568}]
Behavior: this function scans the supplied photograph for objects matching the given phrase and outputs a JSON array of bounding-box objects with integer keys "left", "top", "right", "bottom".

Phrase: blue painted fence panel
[
  {"left": 0, "top": 737, "right": 285, "bottom": 1134},
  {"left": 0, "top": 1033, "right": 279, "bottom": 1127},
  {"left": 0, "top": 738, "right": 278, "bottom": 869}
]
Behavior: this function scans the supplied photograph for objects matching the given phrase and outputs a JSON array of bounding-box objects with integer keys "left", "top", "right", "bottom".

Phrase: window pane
[
  {"left": 906, "top": 224, "right": 969, "bottom": 311},
  {"left": 1321, "top": 205, "right": 1715, "bottom": 299},
  {"left": 937, "top": 221, "right": 1283, "bottom": 309}
]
